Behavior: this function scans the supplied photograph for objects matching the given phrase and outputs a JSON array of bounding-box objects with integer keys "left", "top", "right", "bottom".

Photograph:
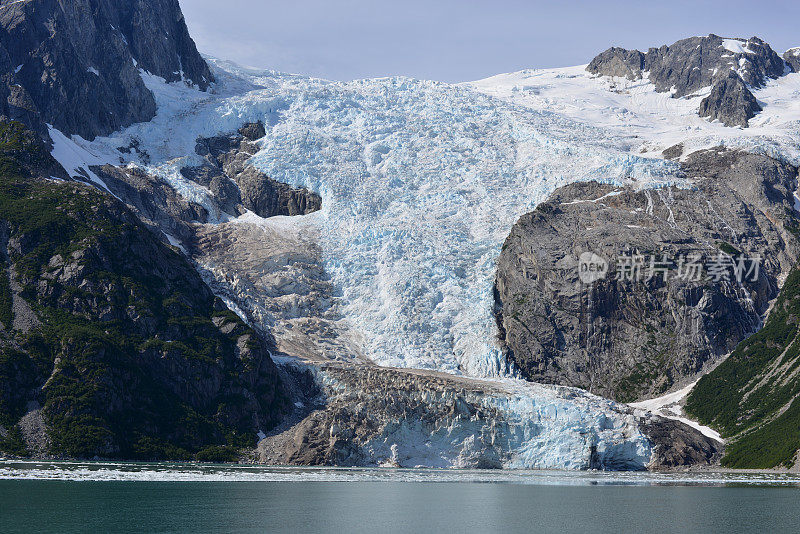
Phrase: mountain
[
  {"left": 0, "top": 121, "right": 285, "bottom": 460},
  {"left": 0, "top": 0, "right": 213, "bottom": 140},
  {"left": 1, "top": 3, "right": 799, "bottom": 469},
  {"left": 587, "top": 35, "right": 785, "bottom": 126},
  {"left": 494, "top": 149, "right": 799, "bottom": 402}
]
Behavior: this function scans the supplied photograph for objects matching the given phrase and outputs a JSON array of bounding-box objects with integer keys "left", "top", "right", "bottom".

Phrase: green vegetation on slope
[
  {"left": 0, "top": 121, "right": 285, "bottom": 460},
  {"left": 685, "top": 265, "right": 800, "bottom": 468}
]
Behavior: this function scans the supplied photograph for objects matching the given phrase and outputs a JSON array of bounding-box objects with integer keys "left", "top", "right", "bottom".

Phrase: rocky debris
[
  {"left": 184, "top": 122, "right": 322, "bottom": 219},
  {"left": 638, "top": 417, "right": 720, "bottom": 469},
  {"left": 17, "top": 402, "right": 50, "bottom": 457},
  {"left": 256, "top": 361, "right": 719, "bottom": 470},
  {"left": 699, "top": 71, "right": 762, "bottom": 127},
  {"left": 192, "top": 218, "right": 357, "bottom": 363},
  {"left": 0, "top": 0, "right": 213, "bottom": 140},
  {"left": 494, "top": 149, "right": 800, "bottom": 402},
  {"left": 8, "top": 270, "right": 39, "bottom": 333},
  {"left": 784, "top": 48, "right": 800, "bottom": 73},
  {"left": 587, "top": 35, "right": 784, "bottom": 127}
]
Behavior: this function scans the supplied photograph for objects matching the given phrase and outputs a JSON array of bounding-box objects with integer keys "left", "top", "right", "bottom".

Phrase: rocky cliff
[
  {"left": 494, "top": 149, "right": 800, "bottom": 402},
  {"left": 0, "top": 0, "right": 213, "bottom": 140},
  {"left": 587, "top": 35, "right": 785, "bottom": 126},
  {"left": 0, "top": 121, "right": 285, "bottom": 460}
]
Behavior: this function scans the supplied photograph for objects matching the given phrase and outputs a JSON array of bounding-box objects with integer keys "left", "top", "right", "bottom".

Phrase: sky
[{"left": 181, "top": 0, "right": 800, "bottom": 83}]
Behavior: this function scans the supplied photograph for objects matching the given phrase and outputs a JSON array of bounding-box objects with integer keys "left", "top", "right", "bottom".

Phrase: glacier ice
[
  {"left": 241, "top": 75, "right": 680, "bottom": 377},
  {"left": 71, "top": 64, "right": 689, "bottom": 378},
  {"left": 60, "top": 62, "right": 800, "bottom": 381}
]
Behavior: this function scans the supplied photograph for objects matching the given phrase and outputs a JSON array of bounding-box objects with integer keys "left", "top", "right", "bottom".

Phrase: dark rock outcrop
[
  {"left": 0, "top": 0, "right": 213, "bottom": 140},
  {"left": 494, "top": 149, "right": 800, "bottom": 402},
  {"left": 783, "top": 48, "right": 800, "bottom": 73},
  {"left": 587, "top": 35, "right": 784, "bottom": 127},
  {"left": 699, "top": 71, "right": 762, "bottom": 127},
  {"left": 638, "top": 417, "right": 721, "bottom": 469},
  {"left": 586, "top": 47, "right": 645, "bottom": 80},
  {"left": 184, "top": 122, "right": 322, "bottom": 218}
]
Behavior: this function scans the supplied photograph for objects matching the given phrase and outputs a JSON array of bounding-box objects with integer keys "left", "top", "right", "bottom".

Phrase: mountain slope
[
  {"left": 4, "top": 20, "right": 799, "bottom": 468},
  {"left": 494, "top": 149, "right": 800, "bottom": 402},
  {"left": 0, "top": 0, "right": 213, "bottom": 139},
  {"left": 0, "top": 121, "right": 285, "bottom": 460},
  {"left": 685, "top": 264, "right": 800, "bottom": 468}
]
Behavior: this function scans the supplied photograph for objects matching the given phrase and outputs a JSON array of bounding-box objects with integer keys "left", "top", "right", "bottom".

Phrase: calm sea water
[{"left": 1, "top": 462, "right": 800, "bottom": 533}]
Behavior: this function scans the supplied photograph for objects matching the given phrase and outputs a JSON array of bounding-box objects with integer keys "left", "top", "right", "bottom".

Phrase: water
[{"left": 1, "top": 462, "right": 799, "bottom": 533}]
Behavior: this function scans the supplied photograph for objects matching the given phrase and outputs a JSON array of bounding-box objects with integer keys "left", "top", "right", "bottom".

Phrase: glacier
[
  {"left": 74, "top": 62, "right": 685, "bottom": 377},
  {"left": 46, "top": 57, "right": 800, "bottom": 469},
  {"left": 55, "top": 61, "right": 800, "bottom": 379}
]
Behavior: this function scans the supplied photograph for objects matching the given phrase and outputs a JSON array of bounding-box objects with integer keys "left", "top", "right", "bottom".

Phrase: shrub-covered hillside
[
  {"left": 686, "top": 263, "right": 800, "bottom": 468},
  {"left": 0, "top": 121, "right": 285, "bottom": 461}
]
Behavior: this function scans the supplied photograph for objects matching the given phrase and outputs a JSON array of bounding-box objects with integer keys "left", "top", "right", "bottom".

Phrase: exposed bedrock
[
  {"left": 587, "top": 34, "right": 784, "bottom": 127},
  {"left": 784, "top": 48, "right": 800, "bottom": 73},
  {"left": 699, "top": 71, "right": 762, "bottom": 127},
  {"left": 0, "top": 0, "right": 213, "bottom": 140},
  {"left": 494, "top": 149, "right": 800, "bottom": 402},
  {"left": 183, "top": 122, "right": 322, "bottom": 219}
]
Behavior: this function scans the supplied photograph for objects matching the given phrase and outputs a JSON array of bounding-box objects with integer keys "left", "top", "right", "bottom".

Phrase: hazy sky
[{"left": 181, "top": 0, "right": 800, "bottom": 83}]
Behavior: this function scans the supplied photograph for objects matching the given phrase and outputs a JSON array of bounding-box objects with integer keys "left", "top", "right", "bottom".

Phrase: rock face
[
  {"left": 587, "top": 35, "right": 784, "bottom": 127},
  {"left": 699, "top": 71, "right": 762, "bottom": 127},
  {"left": 784, "top": 48, "right": 800, "bottom": 72},
  {"left": 256, "top": 361, "right": 720, "bottom": 470},
  {"left": 0, "top": 0, "right": 213, "bottom": 140},
  {"left": 184, "top": 122, "right": 322, "bottom": 219},
  {"left": 494, "top": 149, "right": 800, "bottom": 402},
  {"left": 0, "top": 121, "right": 285, "bottom": 460},
  {"left": 637, "top": 417, "right": 720, "bottom": 469},
  {"left": 89, "top": 123, "right": 332, "bottom": 365},
  {"left": 92, "top": 164, "right": 209, "bottom": 244},
  {"left": 587, "top": 47, "right": 646, "bottom": 81}
]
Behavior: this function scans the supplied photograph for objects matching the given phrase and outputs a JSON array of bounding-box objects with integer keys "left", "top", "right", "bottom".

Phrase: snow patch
[
  {"left": 630, "top": 382, "right": 723, "bottom": 442},
  {"left": 163, "top": 232, "right": 186, "bottom": 254},
  {"left": 47, "top": 125, "right": 115, "bottom": 195},
  {"left": 722, "top": 39, "right": 755, "bottom": 55}
]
